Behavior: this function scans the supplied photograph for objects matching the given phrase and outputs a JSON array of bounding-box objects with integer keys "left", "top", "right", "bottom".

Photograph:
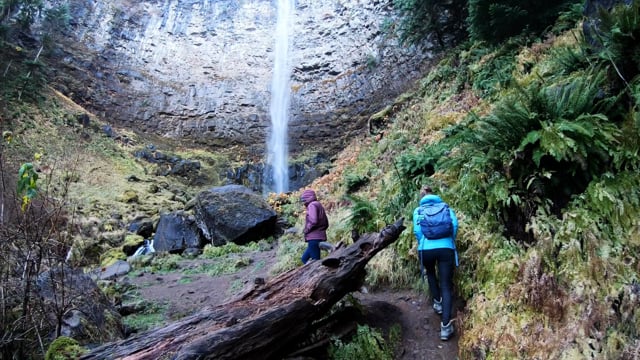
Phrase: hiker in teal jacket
[{"left": 412, "top": 186, "right": 459, "bottom": 341}]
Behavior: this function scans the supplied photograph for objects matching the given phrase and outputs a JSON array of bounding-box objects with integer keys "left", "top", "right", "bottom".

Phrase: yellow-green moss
[
  {"left": 100, "top": 247, "right": 126, "bottom": 268},
  {"left": 45, "top": 336, "right": 86, "bottom": 360},
  {"left": 123, "top": 234, "right": 144, "bottom": 248}
]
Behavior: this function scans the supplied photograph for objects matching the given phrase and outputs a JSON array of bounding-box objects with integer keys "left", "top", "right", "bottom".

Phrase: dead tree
[{"left": 81, "top": 218, "right": 406, "bottom": 360}]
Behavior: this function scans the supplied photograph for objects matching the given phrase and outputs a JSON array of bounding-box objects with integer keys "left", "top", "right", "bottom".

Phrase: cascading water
[{"left": 266, "top": 0, "right": 294, "bottom": 194}]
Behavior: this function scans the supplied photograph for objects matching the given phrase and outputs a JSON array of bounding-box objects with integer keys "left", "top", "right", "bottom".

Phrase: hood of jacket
[{"left": 301, "top": 189, "right": 317, "bottom": 205}]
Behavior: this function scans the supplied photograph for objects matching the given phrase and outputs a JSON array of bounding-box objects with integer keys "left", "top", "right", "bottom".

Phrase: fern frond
[
  {"left": 344, "top": 194, "right": 380, "bottom": 234},
  {"left": 594, "top": 0, "right": 640, "bottom": 83}
]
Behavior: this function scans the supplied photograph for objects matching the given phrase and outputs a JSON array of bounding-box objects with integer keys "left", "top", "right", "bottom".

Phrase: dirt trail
[
  {"left": 354, "top": 289, "right": 459, "bottom": 360},
  {"left": 125, "top": 247, "right": 459, "bottom": 359}
]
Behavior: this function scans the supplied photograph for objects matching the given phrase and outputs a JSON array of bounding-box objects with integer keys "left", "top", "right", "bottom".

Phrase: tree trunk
[{"left": 80, "top": 218, "right": 406, "bottom": 360}]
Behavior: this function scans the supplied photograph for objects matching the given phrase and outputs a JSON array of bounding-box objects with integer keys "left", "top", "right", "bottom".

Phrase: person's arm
[
  {"left": 450, "top": 208, "right": 460, "bottom": 267},
  {"left": 412, "top": 207, "right": 422, "bottom": 241},
  {"left": 304, "top": 202, "right": 320, "bottom": 234},
  {"left": 450, "top": 208, "right": 458, "bottom": 240}
]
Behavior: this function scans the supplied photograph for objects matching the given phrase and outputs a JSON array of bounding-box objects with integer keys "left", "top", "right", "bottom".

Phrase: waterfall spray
[{"left": 266, "top": 0, "right": 294, "bottom": 194}]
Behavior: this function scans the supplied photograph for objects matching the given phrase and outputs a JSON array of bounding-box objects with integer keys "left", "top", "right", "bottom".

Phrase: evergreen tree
[
  {"left": 393, "top": 0, "right": 467, "bottom": 47},
  {"left": 0, "top": 0, "right": 44, "bottom": 32},
  {"left": 468, "top": 0, "right": 578, "bottom": 44}
]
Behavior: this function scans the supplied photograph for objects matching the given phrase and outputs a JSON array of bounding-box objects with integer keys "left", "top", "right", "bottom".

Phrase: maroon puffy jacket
[{"left": 301, "top": 189, "right": 328, "bottom": 241}]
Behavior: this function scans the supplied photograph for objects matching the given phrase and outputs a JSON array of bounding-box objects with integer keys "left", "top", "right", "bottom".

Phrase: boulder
[
  {"left": 99, "top": 260, "right": 131, "bottom": 280},
  {"left": 194, "top": 185, "right": 277, "bottom": 246},
  {"left": 153, "top": 211, "right": 202, "bottom": 253},
  {"left": 127, "top": 216, "right": 155, "bottom": 238}
]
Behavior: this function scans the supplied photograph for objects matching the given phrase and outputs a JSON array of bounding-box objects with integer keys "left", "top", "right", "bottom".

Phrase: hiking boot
[
  {"left": 432, "top": 298, "right": 443, "bottom": 315},
  {"left": 440, "top": 320, "right": 455, "bottom": 341}
]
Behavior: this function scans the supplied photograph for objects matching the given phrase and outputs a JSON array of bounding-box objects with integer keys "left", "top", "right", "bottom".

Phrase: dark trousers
[
  {"left": 420, "top": 248, "right": 455, "bottom": 324},
  {"left": 301, "top": 240, "right": 321, "bottom": 264}
]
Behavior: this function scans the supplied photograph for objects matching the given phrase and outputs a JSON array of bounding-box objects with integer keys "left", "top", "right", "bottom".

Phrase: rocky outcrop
[{"left": 43, "top": 0, "right": 434, "bottom": 156}]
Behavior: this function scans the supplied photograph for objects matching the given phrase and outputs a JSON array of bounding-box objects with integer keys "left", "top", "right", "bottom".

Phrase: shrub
[{"left": 344, "top": 194, "right": 381, "bottom": 235}]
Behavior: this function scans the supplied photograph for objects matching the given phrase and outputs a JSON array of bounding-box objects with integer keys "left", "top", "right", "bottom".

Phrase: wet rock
[
  {"left": 153, "top": 211, "right": 202, "bottom": 253},
  {"left": 128, "top": 216, "right": 155, "bottom": 238},
  {"left": 122, "top": 234, "right": 146, "bottom": 256},
  {"left": 99, "top": 260, "right": 132, "bottom": 280},
  {"left": 194, "top": 185, "right": 277, "bottom": 246}
]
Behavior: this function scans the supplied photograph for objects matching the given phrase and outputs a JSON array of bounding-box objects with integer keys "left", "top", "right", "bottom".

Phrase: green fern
[
  {"left": 552, "top": 2, "right": 587, "bottom": 34},
  {"left": 542, "top": 69, "right": 615, "bottom": 118},
  {"left": 468, "top": 42, "right": 519, "bottom": 96},
  {"left": 434, "top": 66, "right": 624, "bottom": 242},
  {"left": 594, "top": 0, "right": 640, "bottom": 83},
  {"left": 518, "top": 115, "right": 619, "bottom": 167},
  {"left": 344, "top": 173, "right": 370, "bottom": 194},
  {"left": 545, "top": 44, "right": 592, "bottom": 78},
  {"left": 345, "top": 194, "right": 380, "bottom": 235},
  {"left": 329, "top": 324, "right": 395, "bottom": 360},
  {"left": 396, "top": 148, "right": 436, "bottom": 180},
  {"left": 580, "top": 171, "right": 640, "bottom": 230},
  {"left": 614, "top": 80, "right": 640, "bottom": 169}
]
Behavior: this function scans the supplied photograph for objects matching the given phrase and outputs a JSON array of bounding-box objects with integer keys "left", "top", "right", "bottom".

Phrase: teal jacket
[{"left": 413, "top": 194, "right": 458, "bottom": 254}]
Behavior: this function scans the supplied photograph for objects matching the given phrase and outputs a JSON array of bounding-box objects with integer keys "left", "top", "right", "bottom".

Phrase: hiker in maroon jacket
[{"left": 300, "top": 189, "right": 329, "bottom": 264}]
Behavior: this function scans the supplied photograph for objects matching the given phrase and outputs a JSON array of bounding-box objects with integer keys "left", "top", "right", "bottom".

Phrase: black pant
[{"left": 419, "top": 248, "right": 455, "bottom": 324}]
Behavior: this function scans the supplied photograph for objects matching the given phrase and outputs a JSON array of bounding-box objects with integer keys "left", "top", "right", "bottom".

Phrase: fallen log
[{"left": 81, "top": 218, "right": 406, "bottom": 360}]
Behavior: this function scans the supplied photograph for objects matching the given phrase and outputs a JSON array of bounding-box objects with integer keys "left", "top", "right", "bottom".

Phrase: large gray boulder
[{"left": 194, "top": 185, "right": 277, "bottom": 246}]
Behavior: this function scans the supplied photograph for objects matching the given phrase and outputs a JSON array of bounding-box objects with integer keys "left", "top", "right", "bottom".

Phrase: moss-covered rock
[
  {"left": 98, "top": 230, "right": 126, "bottom": 247},
  {"left": 122, "top": 234, "right": 145, "bottom": 256},
  {"left": 100, "top": 247, "right": 126, "bottom": 268},
  {"left": 45, "top": 336, "right": 86, "bottom": 360},
  {"left": 119, "top": 189, "right": 139, "bottom": 203}
]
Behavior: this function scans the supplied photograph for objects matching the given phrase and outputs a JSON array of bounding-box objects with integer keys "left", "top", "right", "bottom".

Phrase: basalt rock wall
[{"left": 45, "top": 0, "right": 434, "bottom": 156}]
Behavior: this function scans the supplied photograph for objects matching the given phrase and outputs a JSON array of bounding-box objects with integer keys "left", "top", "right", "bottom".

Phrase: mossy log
[{"left": 80, "top": 218, "right": 406, "bottom": 360}]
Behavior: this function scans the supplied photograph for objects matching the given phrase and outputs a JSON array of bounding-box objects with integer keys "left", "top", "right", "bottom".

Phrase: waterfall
[{"left": 266, "top": 0, "right": 294, "bottom": 194}]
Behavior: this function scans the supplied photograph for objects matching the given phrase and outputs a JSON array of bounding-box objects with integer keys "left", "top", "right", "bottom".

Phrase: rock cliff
[{"left": 45, "top": 0, "right": 434, "bottom": 156}]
